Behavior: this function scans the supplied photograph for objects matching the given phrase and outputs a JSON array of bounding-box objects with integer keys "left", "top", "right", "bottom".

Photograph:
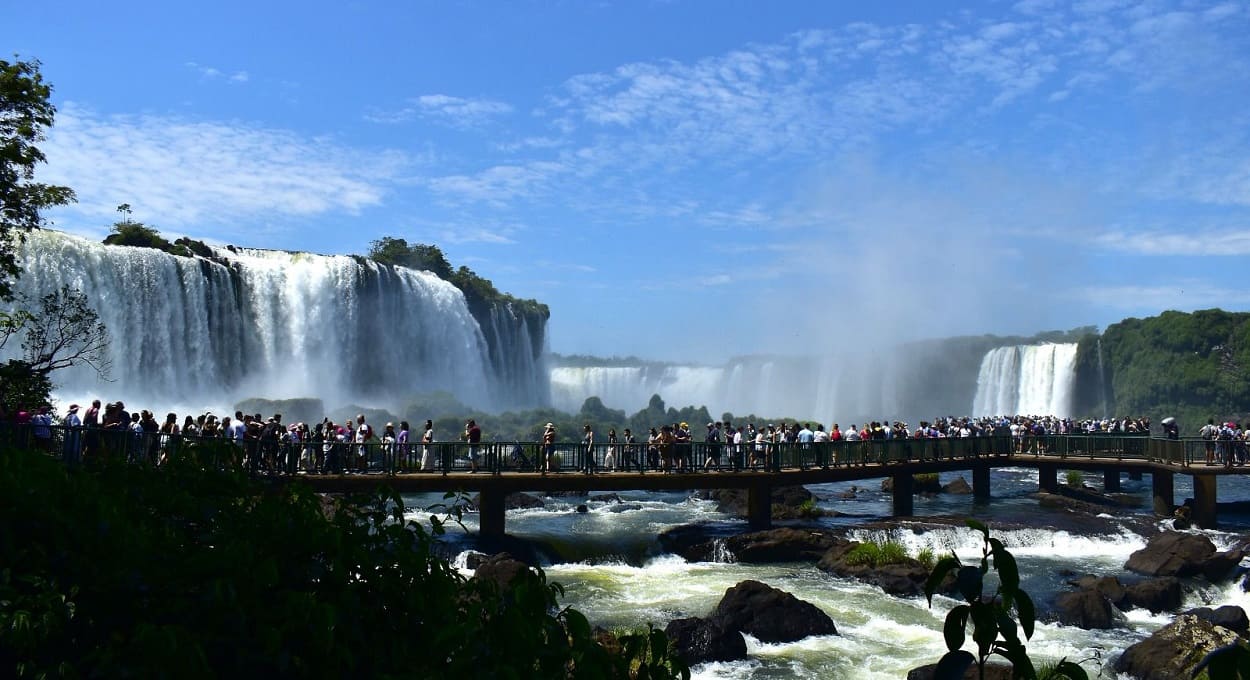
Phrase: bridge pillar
[
  {"left": 478, "top": 489, "right": 506, "bottom": 539},
  {"left": 747, "top": 483, "right": 772, "bottom": 531},
  {"left": 892, "top": 473, "right": 914, "bottom": 517},
  {"left": 1038, "top": 463, "right": 1058, "bottom": 493},
  {"left": 1151, "top": 471, "right": 1174, "bottom": 516},
  {"left": 1129, "top": 471, "right": 1143, "bottom": 481},
  {"left": 1104, "top": 469, "right": 1121, "bottom": 493},
  {"left": 1192, "top": 474, "right": 1218, "bottom": 529},
  {"left": 973, "top": 463, "right": 991, "bottom": 500}
]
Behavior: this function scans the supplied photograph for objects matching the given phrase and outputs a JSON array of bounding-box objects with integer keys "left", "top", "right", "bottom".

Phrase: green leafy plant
[
  {"left": 917, "top": 547, "right": 936, "bottom": 571},
  {"left": 1065, "top": 470, "right": 1084, "bottom": 488},
  {"left": 924, "top": 519, "right": 1088, "bottom": 680},
  {"left": 845, "top": 540, "right": 909, "bottom": 568}
]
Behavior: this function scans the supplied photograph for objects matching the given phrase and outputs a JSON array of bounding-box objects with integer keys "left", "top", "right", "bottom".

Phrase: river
[{"left": 405, "top": 467, "right": 1250, "bottom": 678}]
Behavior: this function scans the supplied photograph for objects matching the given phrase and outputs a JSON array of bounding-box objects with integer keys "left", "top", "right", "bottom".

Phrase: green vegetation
[
  {"left": 1065, "top": 470, "right": 1084, "bottom": 488},
  {"left": 101, "top": 218, "right": 213, "bottom": 259},
  {"left": 0, "top": 58, "right": 77, "bottom": 301},
  {"left": 916, "top": 547, "right": 936, "bottom": 571},
  {"left": 0, "top": 446, "right": 688, "bottom": 678},
  {"left": 915, "top": 473, "right": 940, "bottom": 486},
  {"left": 844, "top": 540, "right": 909, "bottom": 568},
  {"left": 1074, "top": 309, "right": 1250, "bottom": 428},
  {"left": 0, "top": 285, "right": 110, "bottom": 409},
  {"left": 925, "top": 519, "right": 1087, "bottom": 680},
  {"left": 366, "top": 236, "right": 549, "bottom": 322}
]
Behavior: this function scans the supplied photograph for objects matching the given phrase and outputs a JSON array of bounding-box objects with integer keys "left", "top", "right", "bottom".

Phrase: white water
[
  {"left": 972, "top": 343, "right": 1078, "bottom": 417},
  {"left": 5, "top": 231, "right": 548, "bottom": 411}
]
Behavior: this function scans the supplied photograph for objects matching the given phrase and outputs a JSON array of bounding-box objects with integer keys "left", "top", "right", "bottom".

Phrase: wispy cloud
[
  {"left": 40, "top": 106, "right": 404, "bottom": 237},
  {"left": 365, "top": 94, "right": 512, "bottom": 128},
  {"left": 185, "top": 61, "right": 249, "bottom": 84},
  {"left": 1093, "top": 228, "right": 1250, "bottom": 256},
  {"left": 1075, "top": 282, "right": 1250, "bottom": 310}
]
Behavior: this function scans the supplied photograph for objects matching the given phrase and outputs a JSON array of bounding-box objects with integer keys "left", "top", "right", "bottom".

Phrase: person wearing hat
[
  {"left": 542, "top": 422, "right": 557, "bottom": 473},
  {"left": 63, "top": 404, "right": 83, "bottom": 464}
]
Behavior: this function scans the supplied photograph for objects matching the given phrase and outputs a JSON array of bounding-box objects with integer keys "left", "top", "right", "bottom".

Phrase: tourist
[
  {"left": 31, "top": 405, "right": 52, "bottom": 453},
  {"left": 158, "top": 412, "right": 179, "bottom": 465},
  {"left": 703, "top": 422, "right": 722, "bottom": 472},
  {"left": 397, "top": 421, "right": 410, "bottom": 471},
  {"left": 81, "top": 399, "right": 101, "bottom": 460},
  {"left": 657, "top": 425, "right": 676, "bottom": 473},
  {"left": 581, "top": 423, "right": 595, "bottom": 474},
  {"left": 382, "top": 423, "right": 397, "bottom": 473},
  {"left": 646, "top": 427, "right": 660, "bottom": 469},
  {"left": 604, "top": 428, "right": 618, "bottom": 471},
  {"left": 466, "top": 419, "right": 482, "bottom": 473},
  {"left": 542, "top": 422, "right": 557, "bottom": 473},
  {"left": 421, "top": 419, "right": 435, "bottom": 471},
  {"left": 355, "top": 414, "right": 372, "bottom": 472},
  {"left": 63, "top": 404, "right": 82, "bottom": 464},
  {"left": 674, "top": 422, "right": 691, "bottom": 472},
  {"left": 1200, "top": 418, "right": 1218, "bottom": 465},
  {"left": 622, "top": 427, "right": 637, "bottom": 471}
]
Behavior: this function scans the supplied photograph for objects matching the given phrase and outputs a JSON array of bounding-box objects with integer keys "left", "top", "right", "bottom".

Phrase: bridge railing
[{"left": 0, "top": 423, "right": 1210, "bottom": 474}]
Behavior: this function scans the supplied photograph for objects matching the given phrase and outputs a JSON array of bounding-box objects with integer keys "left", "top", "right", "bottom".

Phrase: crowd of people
[{"left": 1, "top": 398, "right": 1176, "bottom": 476}]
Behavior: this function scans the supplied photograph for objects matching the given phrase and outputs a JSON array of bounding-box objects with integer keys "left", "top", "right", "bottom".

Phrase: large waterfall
[
  {"left": 971, "top": 343, "right": 1078, "bottom": 417},
  {"left": 5, "top": 231, "right": 548, "bottom": 412}
]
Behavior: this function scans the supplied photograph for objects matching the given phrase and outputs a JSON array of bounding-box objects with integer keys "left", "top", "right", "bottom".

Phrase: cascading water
[
  {"left": 1097, "top": 337, "right": 1109, "bottom": 419},
  {"left": 4, "top": 230, "right": 549, "bottom": 411},
  {"left": 971, "top": 343, "right": 1078, "bottom": 416}
]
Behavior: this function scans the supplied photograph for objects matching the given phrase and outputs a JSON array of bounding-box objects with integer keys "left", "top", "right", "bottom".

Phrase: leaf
[
  {"left": 1053, "top": 659, "right": 1089, "bottom": 680},
  {"left": 933, "top": 650, "right": 976, "bottom": 680},
  {"left": 944, "top": 605, "right": 969, "bottom": 652},
  {"left": 990, "top": 538, "right": 1020, "bottom": 595},
  {"left": 965, "top": 518, "right": 990, "bottom": 541},
  {"left": 995, "top": 608, "right": 1019, "bottom": 646},
  {"left": 992, "top": 640, "right": 1036, "bottom": 679},
  {"left": 925, "top": 555, "right": 962, "bottom": 605},
  {"left": 957, "top": 565, "right": 983, "bottom": 603},
  {"left": 970, "top": 603, "right": 998, "bottom": 657},
  {"left": 1014, "top": 589, "right": 1036, "bottom": 640}
]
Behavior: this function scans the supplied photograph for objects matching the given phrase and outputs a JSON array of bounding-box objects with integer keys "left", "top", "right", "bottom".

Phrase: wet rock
[
  {"left": 605, "top": 503, "right": 643, "bottom": 513},
  {"left": 722, "top": 528, "right": 840, "bottom": 563},
  {"left": 1054, "top": 589, "right": 1122, "bottom": 629},
  {"left": 907, "top": 662, "right": 1014, "bottom": 680},
  {"left": 473, "top": 552, "right": 539, "bottom": 591},
  {"left": 664, "top": 616, "right": 747, "bottom": 665},
  {"left": 1185, "top": 605, "right": 1249, "bottom": 635},
  {"left": 816, "top": 541, "right": 938, "bottom": 598},
  {"left": 588, "top": 493, "right": 622, "bottom": 504},
  {"left": 1124, "top": 577, "right": 1183, "bottom": 613},
  {"left": 881, "top": 474, "right": 941, "bottom": 494},
  {"left": 1067, "top": 575, "right": 1129, "bottom": 609},
  {"left": 468, "top": 492, "right": 545, "bottom": 511},
  {"left": 1115, "top": 614, "right": 1240, "bottom": 680},
  {"left": 1124, "top": 532, "right": 1241, "bottom": 580},
  {"left": 698, "top": 486, "right": 813, "bottom": 518},
  {"left": 943, "top": 477, "right": 973, "bottom": 495},
  {"left": 574, "top": 504, "right": 589, "bottom": 513},
  {"left": 711, "top": 580, "right": 837, "bottom": 643},
  {"left": 657, "top": 523, "right": 732, "bottom": 562}
]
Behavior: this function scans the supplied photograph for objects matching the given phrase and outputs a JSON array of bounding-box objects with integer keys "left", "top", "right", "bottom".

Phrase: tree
[
  {"left": 367, "top": 236, "right": 454, "bottom": 279},
  {"left": 0, "top": 286, "right": 110, "bottom": 408},
  {"left": 0, "top": 58, "right": 76, "bottom": 301},
  {"left": 115, "top": 203, "right": 131, "bottom": 224}
]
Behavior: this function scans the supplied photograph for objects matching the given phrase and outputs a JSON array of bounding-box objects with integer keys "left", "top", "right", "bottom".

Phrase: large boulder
[
  {"left": 1124, "top": 532, "right": 1241, "bottom": 580},
  {"left": 1184, "top": 605, "right": 1250, "bottom": 635},
  {"left": 723, "top": 528, "right": 841, "bottom": 563},
  {"left": 1115, "top": 614, "right": 1241, "bottom": 680},
  {"left": 710, "top": 580, "right": 837, "bottom": 643},
  {"left": 698, "top": 486, "right": 814, "bottom": 518},
  {"left": 664, "top": 616, "right": 747, "bottom": 665},
  {"left": 1067, "top": 575, "right": 1129, "bottom": 609},
  {"left": 907, "top": 662, "right": 1013, "bottom": 680},
  {"left": 817, "top": 541, "right": 936, "bottom": 597},
  {"left": 1054, "top": 589, "right": 1122, "bottom": 629},
  {"left": 881, "top": 474, "right": 942, "bottom": 494},
  {"left": 1124, "top": 577, "right": 1183, "bottom": 614},
  {"left": 470, "top": 492, "right": 545, "bottom": 511},
  {"left": 943, "top": 477, "right": 973, "bottom": 495},
  {"left": 472, "top": 552, "right": 537, "bottom": 591}
]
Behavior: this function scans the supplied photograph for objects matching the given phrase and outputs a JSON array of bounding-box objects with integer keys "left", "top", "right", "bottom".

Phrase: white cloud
[
  {"left": 38, "top": 106, "right": 404, "bottom": 235},
  {"left": 365, "top": 94, "right": 512, "bottom": 128},
  {"left": 1076, "top": 282, "right": 1250, "bottom": 310},
  {"left": 185, "top": 61, "right": 249, "bottom": 84},
  {"left": 1093, "top": 228, "right": 1250, "bottom": 256}
]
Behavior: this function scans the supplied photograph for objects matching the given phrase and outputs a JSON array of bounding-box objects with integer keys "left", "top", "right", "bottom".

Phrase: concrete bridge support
[
  {"left": 1104, "top": 469, "right": 1121, "bottom": 493},
  {"left": 478, "top": 489, "right": 506, "bottom": 539},
  {"left": 1038, "top": 464, "right": 1058, "bottom": 493},
  {"left": 1151, "top": 470, "right": 1174, "bottom": 516},
  {"left": 747, "top": 483, "right": 772, "bottom": 531},
  {"left": 973, "top": 463, "right": 991, "bottom": 500},
  {"left": 892, "top": 473, "right": 914, "bottom": 517},
  {"left": 1193, "top": 474, "right": 1218, "bottom": 529}
]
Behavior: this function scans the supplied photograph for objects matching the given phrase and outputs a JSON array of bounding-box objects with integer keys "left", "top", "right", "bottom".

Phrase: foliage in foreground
[
  {"left": 843, "top": 540, "right": 910, "bottom": 568},
  {"left": 925, "top": 519, "right": 1088, "bottom": 680},
  {"left": 0, "top": 449, "right": 687, "bottom": 679}
]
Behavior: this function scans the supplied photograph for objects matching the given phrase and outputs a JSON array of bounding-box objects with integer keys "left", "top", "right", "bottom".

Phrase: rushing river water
[{"left": 404, "top": 468, "right": 1250, "bottom": 679}]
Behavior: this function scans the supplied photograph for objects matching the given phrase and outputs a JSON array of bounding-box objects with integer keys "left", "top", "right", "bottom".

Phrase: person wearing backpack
[{"left": 1200, "top": 418, "right": 1218, "bottom": 465}]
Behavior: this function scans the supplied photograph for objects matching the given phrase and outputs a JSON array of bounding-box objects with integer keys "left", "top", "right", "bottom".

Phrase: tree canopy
[{"left": 0, "top": 58, "right": 76, "bottom": 301}]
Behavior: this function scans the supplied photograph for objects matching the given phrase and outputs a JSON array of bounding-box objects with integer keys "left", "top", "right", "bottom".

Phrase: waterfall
[
  {"left": 971, "top": 343, "right": 1078, "bottom": 417},
  {"left": 1097, "top": 337, "right": 1108, "bottom": 419},
  {"left": 4, "top": 230, "right": 549, "bottom": 412}
]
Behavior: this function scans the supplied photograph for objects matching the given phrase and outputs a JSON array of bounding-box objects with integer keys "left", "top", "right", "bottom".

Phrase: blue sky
[{"left": 7, "top": 0, "right": 1250, "bottom": 363}]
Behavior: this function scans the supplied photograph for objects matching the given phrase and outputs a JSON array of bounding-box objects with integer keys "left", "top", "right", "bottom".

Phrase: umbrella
[{"left": 1161, "top": 417, "right": 1176, "bottom": 425}]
